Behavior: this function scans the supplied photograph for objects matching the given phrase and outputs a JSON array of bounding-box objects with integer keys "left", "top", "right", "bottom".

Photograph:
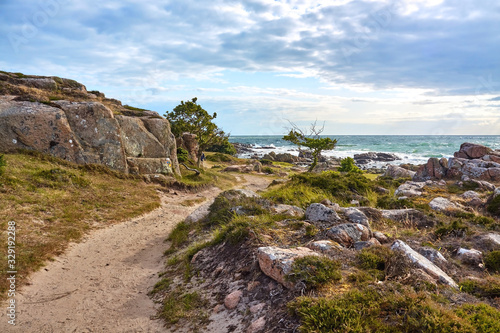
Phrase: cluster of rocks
[
  {"left": 414, "top": 143, "right": 500, "bottom": 182},
  {"left": 188, "top": 189, "right": 467, "bottom": 290},
  {"left": 232, "top": 142, "right": 254, "bottom": 155},
  {"left": 261, "top": 151, "right": 303, "bottom": 163},
  {"left": 256, "top": 200, "right": 463, "bottom": 290},
  {"left": 354, "top": 152, "right": 401, "bottom": 165},
  {"left": 0, "top": 71, "right": 180, "bottom": 175}
]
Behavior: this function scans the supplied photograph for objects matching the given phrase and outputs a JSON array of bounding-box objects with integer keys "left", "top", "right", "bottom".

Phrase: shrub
[
  {"left": 484, "top": 251, "right": 500, "bottom": 273},
  {"left": 455, "top": 304, "right": 500, "bottom": 332},
  {"left": 206, "top": 140, "right": 237, "bottom": 155},
  {"left": 487, "top": 195, "right": 500, "bottom": 217},
  {"left": 286, "top": 256, "right": 341, "bottom": 288},
  {"left": 262, "top": 166, "right": 275, "bottom": 174},
  {"left": 357, "top": 246, "right": 393, "bottom": 271},
  {"left": 292, "top": 170, "right": 370, "bottom": 202},
  {"left": 338, "top": 157, "right": 362, "bottom": 173},
  {"left": 0, "top": 154, "right": 6, "bottom": 176},
  {"left": 435, "top": 220, "right": 468, "bottom": 239},
  {"left": 376, "top": 195, "right": 415, "bottom": 209},
  {"left": 177, "top": 147, "right": 190, "bottom": 163},
  {"left": 262, "top": 183, "right": 331, "bottom": 208},
  {"left": 205, "top": 152, "right": 233, "bottom": 163},
  {"left": 459, "top": 278, "right": 500, "bottom": 298}
]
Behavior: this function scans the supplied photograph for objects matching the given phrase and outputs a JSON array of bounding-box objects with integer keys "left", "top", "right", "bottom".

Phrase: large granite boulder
[
  {"left": 0, "top": 73, "right": 179, "bottom": 175},
  {"left": 141, "top": 117, "right": 180, "bottom": 174},
  {"left": 383, "top": 165, "right": 416, "bottom": 179},
  {"left": 305, "top": 203, "right": 341, "bottom": 223},
  {"left": 327, "top": 223, "right": 371, "bottom": 247},
  {"left": 55, "top": 101, "right": 128, "bottom": 171},
  {"left": 394, "top": 181, "right": 427, "bottom": 197},
  {"left": 344, "top": 208, "right": 370, "bottom": 227},
  {"left": 391, "top": 240, "right": 458, "bottom": 288},
  {"left": 257, "top": 246, "right": 319, "bottom": 288},
  {"left": 413, "top": 158, "right": 448, "bottom": 181},
  {"left": 454, "top": 142, "right": 492, "bottom": 159},
  {"left": 0, "top": 97, "right": 86, "bottom": 164}
]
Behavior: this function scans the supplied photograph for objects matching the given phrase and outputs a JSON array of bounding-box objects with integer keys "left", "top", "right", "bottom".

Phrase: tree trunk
[
  {"left": 197, "top": 154, "right": 203, "bottom": 169},
  {"left": 308, "top": 158, "right": 318, "bottom": 173}
]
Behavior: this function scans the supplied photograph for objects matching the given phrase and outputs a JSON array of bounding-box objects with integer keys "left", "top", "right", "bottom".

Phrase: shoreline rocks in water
[{"left": 354, "top": 152, "right": 401, "bottom": 165}]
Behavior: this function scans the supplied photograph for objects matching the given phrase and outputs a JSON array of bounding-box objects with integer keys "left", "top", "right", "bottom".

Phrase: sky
[{"left": 0, "top": 0, "right": 499, "bottom": 135}]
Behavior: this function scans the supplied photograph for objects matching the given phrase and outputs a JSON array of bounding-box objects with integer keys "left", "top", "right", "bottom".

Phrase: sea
[{"left": 229, "top": 135, "right": 500, "bottom": 168}]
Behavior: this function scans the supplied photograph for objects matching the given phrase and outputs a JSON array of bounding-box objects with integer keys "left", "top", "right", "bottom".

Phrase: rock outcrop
[
  {"left": 0, "top": 71, "right": 180, "bottom": 175},
  {"left": 305, "top": 203, "right": 341, "bottom": 223},
  {"left": 354, "top": 152, "right": 400, "bottom": 165},
  {"left": 391, "top": 240, "right": 458, "bottom": 288},
  {"left": 383, "top": 165, "right": 416, "bottom": 179},
  {"left": 327, "top": 223, "right": 371, "bottom": 247},
  {"left": 257, "top": 246, "right": 320, "bottom": 289},
  {"left": 414, "top": 143, "right": 500, "bottom": 182}
]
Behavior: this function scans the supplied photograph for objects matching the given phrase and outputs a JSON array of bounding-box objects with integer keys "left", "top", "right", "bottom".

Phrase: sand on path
[{"left": 0, "top": 174, "right": 271, "bottom": 333}]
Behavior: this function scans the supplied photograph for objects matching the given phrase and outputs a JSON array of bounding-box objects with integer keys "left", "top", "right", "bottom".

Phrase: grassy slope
[
  {"left": 157, "top": 169, "right": 500, "bottom": 332},
  {"left": 0, "top": 151, "right": 161, "bottom": 298}
]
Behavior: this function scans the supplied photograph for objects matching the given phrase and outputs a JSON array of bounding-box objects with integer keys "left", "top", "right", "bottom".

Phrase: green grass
[
  {"left": 176, "top": 164, "right": 237, "bottom": 191},
  {"left": 286, "top": 256, "right": 342, "bottom": 289},
  {"left": 356, "top": 246, "right": 393, "bottom": 271},
  {"left": 0, "top": 152, "right": 161, "bottom": 299},
  {"left": 459, "top": 277, "right": 500, "bottom": 298},
  {"left": 484, "top": 251, "right": 500, "bottom": 273},
  {"left": 160, "top": 290, "right": 209, "bottom": 328},
  {"left": 434, "top": 220, "right": 469, "bottom": 239},
  {"left": 123, "top": 104, "right": 149, "bottom": 112},
  {"left": 289, "top": 284, "right": 500, "bottom": 332},
  {"left": 262, "top": 183, "right": 333, "bottom": 208},
  {"left": 487, "top": 195, "right": 500, "bottom": 217}
]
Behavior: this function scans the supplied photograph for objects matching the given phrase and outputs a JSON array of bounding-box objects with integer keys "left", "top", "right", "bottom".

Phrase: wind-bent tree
[
  {"left": 165, "top": 98, "right": 227, "bottom": 168},
  {"left": 283, "top": 121, "right": 337, "bottom": 172}
]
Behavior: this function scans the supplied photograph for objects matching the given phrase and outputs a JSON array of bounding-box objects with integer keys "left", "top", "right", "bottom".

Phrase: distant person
[{"left": 201, "top": 153, "right": 205, "bottom": 162}]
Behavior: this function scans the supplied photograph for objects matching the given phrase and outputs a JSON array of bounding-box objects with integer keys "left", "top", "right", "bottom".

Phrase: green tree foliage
[
  {"left": 283, "top": 121, "right": 337, "bottom": 172},
  {"left": 206, "top": 138, "right": 237, "bottom": 155},
  {"left": 165, "top": 98, "right": 228, "bottom": 167},
  {"left": 338, "top": 157, "right": 362, "bottom": 173}
]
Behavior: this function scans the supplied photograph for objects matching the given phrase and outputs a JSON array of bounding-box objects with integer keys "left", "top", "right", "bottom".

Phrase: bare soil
[{"left": 0, "top": 174, "right": 272, "bottom": 332}]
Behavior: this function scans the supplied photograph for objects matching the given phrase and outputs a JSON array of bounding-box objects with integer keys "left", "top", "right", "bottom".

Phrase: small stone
[
  {"left": 457, "top": 248, "right": 483, "bottom": 266},
  {"left": 224, "top": 290, "right": 243, "bottom": 310},
  {"left": 373, "top": 231, "right": 390, "bottom": 244},
  {"left": 429, "top": 197, "right": 461, "bottom": 213},
  {"left": 247, "top": 281, "right": 261, "bottom": 292},
  {"left": 308, "top": 240, "right": 343, "bottom": 253},
  {"left": 354, "top": 238, "right": 381, "bottom": 250},
  {"left": 249, "top": 303, "right": 266, "bottom": 314},
  {"left": 247, "top": 316, "right": 266, "bottom": 333},
  {"left": 213, "top": 304, "right": 224, "bottom": 314},
  {"left": 344, "top": 208, "right": 370, "bottom": 227}
]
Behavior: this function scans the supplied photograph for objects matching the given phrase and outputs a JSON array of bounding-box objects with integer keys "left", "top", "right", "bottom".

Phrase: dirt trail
[{"left": 1, "top": 174, "right": 272, "bottom": 333}]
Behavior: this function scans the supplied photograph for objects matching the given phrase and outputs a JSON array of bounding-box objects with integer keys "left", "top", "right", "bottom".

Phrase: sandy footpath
[{"left": 1, "top": 174, "right": 271, "bottom": 333}]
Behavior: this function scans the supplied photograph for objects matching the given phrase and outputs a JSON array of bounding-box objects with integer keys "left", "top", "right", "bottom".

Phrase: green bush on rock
[{"left": 286, "top": 256, "right": 341, "bottom": 289}]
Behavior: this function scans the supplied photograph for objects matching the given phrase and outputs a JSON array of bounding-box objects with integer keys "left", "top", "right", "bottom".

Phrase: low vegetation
[
  {"left": 157, "top": 164, "right": 500, "bottom": 331},
  {"left": 289, "top": 284, "right": 500, "bottom": 332},
  {"left": 0, "top": 151, "right": 161, "bottom": 298}
]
